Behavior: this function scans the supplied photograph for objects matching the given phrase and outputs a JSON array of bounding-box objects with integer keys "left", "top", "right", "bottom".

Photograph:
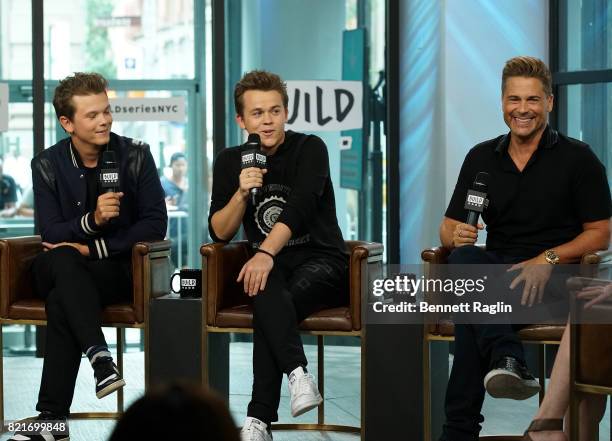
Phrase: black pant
[
  {"left": 441, "top": 245, "right": 527, "bottom": 441},
  {"left": 32, "top": 246, "right": 131, "bottom": 416},
  {"left": 246, "top": 249, "right": 348, "bottom": 424}
]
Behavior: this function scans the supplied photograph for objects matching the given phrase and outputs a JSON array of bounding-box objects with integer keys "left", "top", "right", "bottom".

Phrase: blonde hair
[{"left": 502, "top": 56, "right": 552, "bottom": 96}]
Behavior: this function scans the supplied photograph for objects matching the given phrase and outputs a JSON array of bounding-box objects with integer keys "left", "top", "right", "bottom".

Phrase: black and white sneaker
[
  {"left": 94, "top": 358, "right": 125, "bottom": 399},
  {"left": 484, "top": 356, "right": 540, "bottom": 400},
  {"left": 7, "top": 412, "right": 69, "bottom": 441}
]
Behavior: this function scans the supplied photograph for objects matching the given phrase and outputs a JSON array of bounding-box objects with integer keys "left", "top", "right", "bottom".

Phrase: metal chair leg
[
  {"left": 423, "top": 338, "right": 431, "bottom": 441},
  {"left": 317, "top": 335, "right": 324, "bottom": 425},
  {"left": 538, "top": 344, "right": 546, "bottom": 404},
  {"left": 0, "top": 324, "right": 4, "bottom": 430},
  {"left": 116, "top": 328, "right": 124, "bottom": 413}
]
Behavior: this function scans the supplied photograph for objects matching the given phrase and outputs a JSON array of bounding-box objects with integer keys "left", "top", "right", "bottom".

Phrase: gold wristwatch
[{"left": 544, "top": 249, "right": 560, "bottom": 265}]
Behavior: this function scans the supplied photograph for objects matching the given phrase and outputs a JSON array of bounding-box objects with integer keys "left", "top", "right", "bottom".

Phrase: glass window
[
  {"left": 0, "top": 0, "right": 32, "bottom": 79},
  {"left": 554, "top": 0, "right": 612, "bottom": 203},
  {"left": 558, "top": 83, "right": 612, "bottom": 188},
  {"left": 109, "top": 89, "right": 192, "bottom": 268},
  {"left": 221, "top": 0, "right": 387, "bottom": 247},
  {"left": 0, "top": 102, "right": 35, "bottom": 237},
  {"left": 559, "top": 0, "right": 612, "bottom": 72},
  {"left": 43, "top": 0, "right": 194, "bottom": 79}
]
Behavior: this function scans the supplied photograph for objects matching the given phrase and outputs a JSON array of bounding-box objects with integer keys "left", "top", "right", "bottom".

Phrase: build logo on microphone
[
  {"left": 102, "top": 172, "right": 119, "bottom": 183},
  {"left": 464, "top": 189, "right": 487, "bottom": 212}
]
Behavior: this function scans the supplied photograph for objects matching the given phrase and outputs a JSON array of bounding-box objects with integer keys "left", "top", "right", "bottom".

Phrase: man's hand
[
  {"left": 43, "top": 241, "right": 90, "bottom": 257},
  {"left": 237, "top": 252, "right": 274, "bottom": 296},
  {"left": 507, "top": 254, "right": 553, "bottom": 307},
  {"left": 94, "top": 192, "right": 124, "bottom": 226},
  {"left": 577, "top": 282, "right": 612, "bottom": 309},
  {"left": 239, "top": 167, "right": 267, "bottom": 200},
  {"left": 452, "top": 223, "right": 484, "bottom": 247}
]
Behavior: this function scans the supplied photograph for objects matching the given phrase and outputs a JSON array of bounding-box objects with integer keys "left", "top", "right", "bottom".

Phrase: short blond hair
[
  {"left": 502, "top": 56, "right": 552, "bottom": 96},
  {"left": 234, "top": 70, "right": 288, "bottom": 116}
]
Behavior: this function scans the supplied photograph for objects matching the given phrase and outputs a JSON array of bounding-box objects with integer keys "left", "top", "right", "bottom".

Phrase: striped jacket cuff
[
  {"left": 80, "top": 212, "right": 101, "bottom": 236},
  {"left": 88, "top": 237, "right": 109, "bottom": 260}
]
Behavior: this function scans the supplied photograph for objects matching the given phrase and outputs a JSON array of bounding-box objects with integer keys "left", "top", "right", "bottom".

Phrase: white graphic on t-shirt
[{"left": 254, "top": 195, "right": 286, "bottom": 235}]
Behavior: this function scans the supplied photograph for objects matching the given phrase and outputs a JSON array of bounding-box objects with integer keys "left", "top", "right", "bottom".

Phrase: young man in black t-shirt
[
  {"left": 438, "top": 57, "right": 611, "bottom": 441},
  {"left": 208, "top": 70, "right": 348, "bottom": 441}
]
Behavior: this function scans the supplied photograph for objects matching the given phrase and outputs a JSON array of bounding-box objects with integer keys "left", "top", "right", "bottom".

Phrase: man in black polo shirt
[{"left": 438, "top": 56, "right": 611, "bottom": 441}]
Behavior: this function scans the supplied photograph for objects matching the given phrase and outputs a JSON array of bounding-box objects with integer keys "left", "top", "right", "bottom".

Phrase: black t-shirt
[
  {"left": 445, "top": 126, "right": 612, "bottom": 258},
  {"left": 84, "top": 165, "right": 100, "bottom": 213},
  {"left": 70, "top": 143, "right": 101, "bottom": 213},
  {"left": 208, "top": 131, "right": 347, "bottom": 261}
]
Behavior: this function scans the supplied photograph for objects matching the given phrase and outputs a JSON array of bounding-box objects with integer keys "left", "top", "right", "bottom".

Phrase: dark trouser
[
  {"left": 32, "top": 246, "right": 131, "bottom": 417},
  {"left": 441, "top": 245, "right": 527, "bottom": 441},
  {"left": 246, "top": 249, "right": 348, "bottom": 424}
]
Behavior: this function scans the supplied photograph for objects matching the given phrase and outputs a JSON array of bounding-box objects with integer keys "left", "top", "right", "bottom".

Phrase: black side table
[{"left": 149, "top": 293, "right": 230, "bottom": 400}]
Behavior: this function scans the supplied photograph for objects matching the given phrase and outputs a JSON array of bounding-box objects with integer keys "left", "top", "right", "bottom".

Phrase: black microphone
[
  {"left": 464, "top": 172, "right": 490, "bottom": 226},
  {"left": 240, "top": 134, "right": 267, "bottom": 205},
  {"left": 99, "top": 150, "right": 120, "bottom": 193}
]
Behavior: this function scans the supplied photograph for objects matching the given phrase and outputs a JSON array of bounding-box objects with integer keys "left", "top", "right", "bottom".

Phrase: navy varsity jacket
[{"left": 31, "top": 132, "right": 167, "bottom": 260}]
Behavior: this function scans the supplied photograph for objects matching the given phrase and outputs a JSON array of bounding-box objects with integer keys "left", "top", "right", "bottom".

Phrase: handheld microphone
[
  {"left": 99, "top": 150, "right": 120, "bottom": 193},
  {"left": 464, "top": 172, "right": 490, "bottom": 226},
  {"left": 240, "top": 134, "right": 267, "bottom": 205}
]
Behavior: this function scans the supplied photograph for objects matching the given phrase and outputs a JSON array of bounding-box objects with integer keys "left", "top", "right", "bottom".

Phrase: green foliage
[{"left": 85, "top": 0, "right": 117, "bottom": 78}]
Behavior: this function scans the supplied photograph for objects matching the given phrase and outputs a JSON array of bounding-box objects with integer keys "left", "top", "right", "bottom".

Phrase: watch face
[{"left": 545, "top": 250, "right": 559, "bottom": 263}]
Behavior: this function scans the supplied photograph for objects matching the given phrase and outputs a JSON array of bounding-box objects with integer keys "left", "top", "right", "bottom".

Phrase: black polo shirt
[{"left": 445, "top": 126, "right": 611, "bottom": 259}]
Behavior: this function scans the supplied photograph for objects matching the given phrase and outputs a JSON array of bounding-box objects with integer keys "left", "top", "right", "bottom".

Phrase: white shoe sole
[
  {"left": 96, "top": 378, "right": 126, "bottom": 399},
  {"left": 291, "top": 393, "right": 323, "bottom": 417},
  {"left": 484, "top": 369, "right": 540, "bottom": 400},
  {"left": 9, "top": 432, "right": 69, "bottom": 440}
]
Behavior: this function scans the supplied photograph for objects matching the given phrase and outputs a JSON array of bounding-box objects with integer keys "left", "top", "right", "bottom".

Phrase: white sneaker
[
  {"left": 240, "top": 417, "right": 272, "bottom": 441},
  {"left": 288, "top": 366, "right": 323, "bottom": 417}
]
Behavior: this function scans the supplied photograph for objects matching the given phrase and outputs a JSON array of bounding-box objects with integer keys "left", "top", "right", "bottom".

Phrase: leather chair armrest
[
  {"left": 421, "top": 246, "right": 451, "bottom": 264},
  {"left": 0, "top": 236, "right": 42, "bottom": 318},
  {"left": 201, "top": 241, "right": 251, "bottom": 327},
  {"left": 421, "top": 244, "right": 487, "bottom": 264},
  {"left": 581, "top": 248, "right": 612, "bottom": 265},
  {"left": 131, "top": 239, "right": 172, "bottom": 323},
  {"left": 346, "top": 240, "right": 384, "bottom": 331}
]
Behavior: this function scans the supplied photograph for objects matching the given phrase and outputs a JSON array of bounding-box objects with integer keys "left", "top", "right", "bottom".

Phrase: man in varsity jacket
[{"left": 9, "top": 72, "right": 166, "bottom": 441}]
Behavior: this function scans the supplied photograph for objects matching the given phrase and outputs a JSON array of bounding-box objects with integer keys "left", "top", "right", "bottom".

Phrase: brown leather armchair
[
  {"left": 421, "top": 246, "right": 610, "bottom": 441},
  {"left": 567, "top": 276, "right": 612, "bottom": 441},
  {"left": 200, "top": 240, "right": 383, "bottom": 439},
  {"left": 0, "top": 235, "right": 172, "bottom": 424}
]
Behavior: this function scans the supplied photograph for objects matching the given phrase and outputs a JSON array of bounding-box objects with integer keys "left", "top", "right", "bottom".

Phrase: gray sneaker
[{"left": 484, "top": 356, "right": 540, "bottom": 400}]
